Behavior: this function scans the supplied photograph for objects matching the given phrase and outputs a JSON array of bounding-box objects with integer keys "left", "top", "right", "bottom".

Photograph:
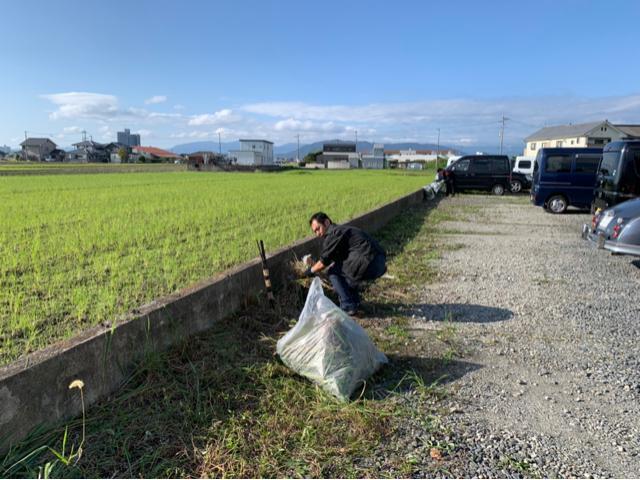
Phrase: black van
[
  {"left": 447, "top": 155, "right": 528, "bottom": 195},
  {"left": 592, "top": 140, "right": 640, "bottom": 212}
]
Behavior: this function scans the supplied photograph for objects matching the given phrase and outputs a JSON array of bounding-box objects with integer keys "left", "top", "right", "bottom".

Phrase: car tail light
[{"left": 612, "top": 218, "right": 625, "bottom": 239}]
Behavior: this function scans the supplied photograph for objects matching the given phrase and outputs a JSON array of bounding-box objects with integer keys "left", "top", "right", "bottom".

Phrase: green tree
[
  {"left": 117, "top": 147, "right": 129, "bottom": 163},
  {"left": 303, "top": 150, "right": 322, "bottom": 164}
]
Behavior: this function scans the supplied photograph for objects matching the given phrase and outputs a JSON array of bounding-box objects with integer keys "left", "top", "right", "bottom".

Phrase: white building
[
  {"left": 361, "top": 143, "right": 385, "bottom": 169},
  {"left": 229, "top": 139, "right": 274, "bottom": 166},
  {"left": 523, "top": 120, "right": 640, "bottom": 157},
  {"left": 385, "top": 148, "right": 456, "bottom": 168}
]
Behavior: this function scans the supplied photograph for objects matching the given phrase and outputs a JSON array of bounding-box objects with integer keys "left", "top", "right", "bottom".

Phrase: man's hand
[{"left": 303, "top": 267, "right": 314, "bottom": 278}]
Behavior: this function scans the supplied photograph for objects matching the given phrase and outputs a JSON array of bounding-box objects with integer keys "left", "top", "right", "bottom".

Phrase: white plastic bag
[{"left": 277, "top": 277, "right": 388, "bottom": 401}]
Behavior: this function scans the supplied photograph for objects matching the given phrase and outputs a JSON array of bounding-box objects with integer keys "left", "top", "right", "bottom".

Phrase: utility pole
[
  {"left": 499, "top": 115, "right": 509, "bottom": 155},
  {"left": 296, "top": 134, "right": 300, "bottom": 162},
  {"left": 355, "top": 130, "right": 358, "bottom": 152},
  {"left": 436, "top": 128, "right": 440, "bottom": 170},
  {"left": 218, "top": 132, "right": 222, "bottom": 155}
]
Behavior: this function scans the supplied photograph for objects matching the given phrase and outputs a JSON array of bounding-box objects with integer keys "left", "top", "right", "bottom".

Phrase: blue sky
[{"left": 2, "top": 0, "right": 640, "bottom": 152}]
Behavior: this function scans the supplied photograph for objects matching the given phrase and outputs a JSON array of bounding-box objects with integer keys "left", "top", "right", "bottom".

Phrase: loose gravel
[{"left": 381, "top": 194, "right": 640, "bottom": 478}]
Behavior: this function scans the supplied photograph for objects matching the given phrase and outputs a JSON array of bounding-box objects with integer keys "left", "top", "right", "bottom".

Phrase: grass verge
[{"left": 3, "top": 195, "right": 471, "bottom": 478}]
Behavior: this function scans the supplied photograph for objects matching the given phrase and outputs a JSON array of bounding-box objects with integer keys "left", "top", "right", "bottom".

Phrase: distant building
[
  {"left": 523, "top": 120, "right": 640, "bottom": 157},
  {"left": 67, "top": 140, "right": 110, "bottom": 163},
  {"left": 117, "top": 128, "right": 141, "bottom": 147},
  {"left": 132, "top": 146, "right": 180, "bottom": 162},
  {"left": 186, "top": 151, "right": 227, "bottom": 167},
  {"left": 104, "top": 142, "right": 129, "bottom": 163},
  {"left": 317, "top": 142, "right": 359, "bottom": 169},
  {"left": 0, "top": 145, "right": 11, "bottom": 155},
  {"left": 361, "top": 143, "right": 385, "bottom": 169},
  {"left": 229, "top": 139, "right": 274, "bottom": 166},
  {"left": 385, "top": 148, "right": 455, "bottom": 169},
  {"left": 20, "top": 137, "right": 57, "bottom": 161}
]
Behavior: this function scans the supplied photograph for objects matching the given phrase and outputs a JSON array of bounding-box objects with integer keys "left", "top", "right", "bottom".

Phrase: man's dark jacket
[{"left": 319, "top": 223, "right": 385, "bottom": 283}]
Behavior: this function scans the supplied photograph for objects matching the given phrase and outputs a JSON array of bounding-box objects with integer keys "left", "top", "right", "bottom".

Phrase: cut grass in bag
[{"left": 277, "top": 277, "right": 387, "bottom": 401}]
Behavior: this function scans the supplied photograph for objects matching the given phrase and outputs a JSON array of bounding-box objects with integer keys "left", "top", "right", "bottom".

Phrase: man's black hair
[{"left": 309, "top": 212, "right": 332, "bottom": 226}]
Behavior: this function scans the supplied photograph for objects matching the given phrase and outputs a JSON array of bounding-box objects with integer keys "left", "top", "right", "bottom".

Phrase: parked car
[
  {"left": 592, "top": 140, "right": 640, "bottom": 213},
  {"left": 513, "top": 155, "right": 535, "bottom": 179},
  {"left": 582, "top": 197, "right": 640, "bottom": 257},
  {"left": 446, "top": 155, "right": 529, "bottom": 195},
  {"left": 530, "top": 147, "right": 603, "bottom": 213}
]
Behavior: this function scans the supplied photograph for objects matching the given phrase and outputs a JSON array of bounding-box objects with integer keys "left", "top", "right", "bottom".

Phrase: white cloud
[
  {"left": 238, "top": 94, "right": 640, "bottom": 147},
  {"left": 37, "top": 92, "right": 640, "bottom": 150},
  {"left": 42, "top": 92, "right": 119, "bottom": 120},
  {"left": 188, "top": 109, "right": 240, "bottom": 126},
  {"left": 145, "top": 95, "right": 167, "bottom": 105},
  {"left": 173, "top": 104, "right": 185, "bottom": 110},
  {"left": 42, "top": 92, "right": 184, "bottom": 124}
]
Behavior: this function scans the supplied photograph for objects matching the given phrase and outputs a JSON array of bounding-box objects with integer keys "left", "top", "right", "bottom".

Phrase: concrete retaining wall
[{"left": 0, "top": 189, "right": 425, "bottom": 449}]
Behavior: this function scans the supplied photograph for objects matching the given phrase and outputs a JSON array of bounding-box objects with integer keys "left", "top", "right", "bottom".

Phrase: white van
[{"left": 513, "top": 155, "right": 535, "bottom": 178}]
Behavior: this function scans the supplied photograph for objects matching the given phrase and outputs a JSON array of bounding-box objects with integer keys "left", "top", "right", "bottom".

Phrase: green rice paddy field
[{"left": 0, "top": 168, "right": 432, "bottom": 365}]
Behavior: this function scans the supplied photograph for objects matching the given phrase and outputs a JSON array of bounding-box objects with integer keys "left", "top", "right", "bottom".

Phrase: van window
[
  {"left": 574, "top": 155, "right": 600, "bottom": 173},
  {"left": 545, "top": 155, "right": 572, "bottom": 173},
  {"left": 600, "top": 151, "right": 620, "bottom": 176},
  {"left": 452, "top": 159, "right": 470, "bottom": 172},
  {"left": 518, "top": 160, "right": 531, "bottom": 169},
  {"left": 471, "top": 158, "right": 491, "bottom": 173},
  {"left": 491, "top": 158, "right": 509, "bottom": 173}
]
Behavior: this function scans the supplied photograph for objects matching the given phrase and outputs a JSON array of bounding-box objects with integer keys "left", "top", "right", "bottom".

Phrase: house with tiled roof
[
  {"left": 523, "top": 120, "right": 640, "bottom": 157},
  {"left": 132, "top": 146, "right": 181, "bottom": 162},
  {"left": 20, "top": 137, "right": 57, "bottom": 161}
]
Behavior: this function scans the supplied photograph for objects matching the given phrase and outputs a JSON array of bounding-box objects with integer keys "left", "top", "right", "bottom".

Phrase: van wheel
[
  {"left": 547, "top": 195, "right": 568, "bottom": 214},
  {"left": 510, "top": 180, "right": 522, "bottom": 193},
  {"left": 491, "top": 184, "right": 505, "bottom": 195}
]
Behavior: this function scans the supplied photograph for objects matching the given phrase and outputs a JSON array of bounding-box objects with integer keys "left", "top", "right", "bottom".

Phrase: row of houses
[
  {"left": 17, "top": 137, "right": 181, "bottom": 163},
  {"left": 306, "top": 142, "right": 457, "bottom": 170},
  {"left": 224, "top": 139, "right": 457, "bottom": 170}
]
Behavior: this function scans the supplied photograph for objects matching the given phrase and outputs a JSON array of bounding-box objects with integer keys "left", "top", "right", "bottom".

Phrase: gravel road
[{"left": 387, "top": 194, "right": 640, "bottom": 478}]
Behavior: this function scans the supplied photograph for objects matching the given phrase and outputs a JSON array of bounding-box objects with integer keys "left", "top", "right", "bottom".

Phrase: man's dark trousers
[{"left": 328, "top": 253, "right": 386, "bottom": 312}]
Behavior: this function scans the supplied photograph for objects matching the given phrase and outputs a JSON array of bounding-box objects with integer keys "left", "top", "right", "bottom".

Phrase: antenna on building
[{"left": 81, "top": 130, "right": 87, "bottom": 142}]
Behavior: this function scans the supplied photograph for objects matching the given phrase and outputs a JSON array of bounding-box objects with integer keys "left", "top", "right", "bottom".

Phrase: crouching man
[{"left": 303, "top": 212, "right": 387, "bottom": 315}]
